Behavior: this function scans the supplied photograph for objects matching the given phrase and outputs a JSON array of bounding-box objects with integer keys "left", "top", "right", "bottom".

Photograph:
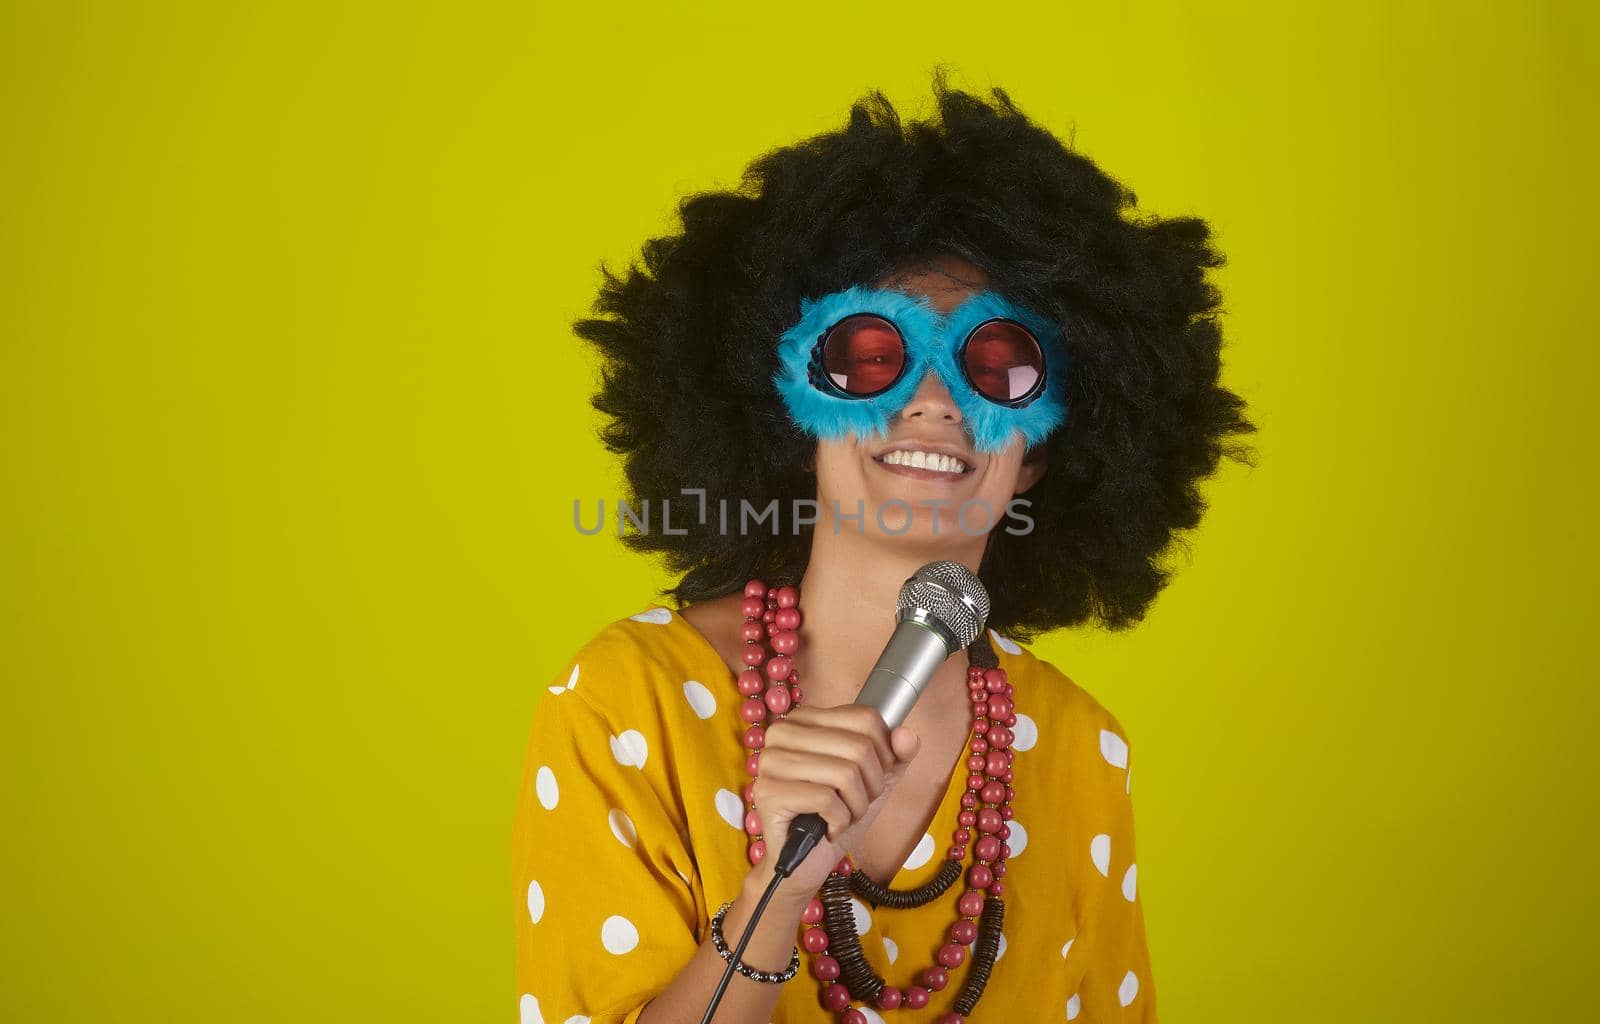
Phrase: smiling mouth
[{"left": 872, "top": 447, "right": 973, "bottom": 477}]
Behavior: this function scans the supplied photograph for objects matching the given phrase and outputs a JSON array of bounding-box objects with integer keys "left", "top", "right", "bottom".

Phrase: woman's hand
[{"left": 748, "top": 702, "right": 922, "bottom": 899}]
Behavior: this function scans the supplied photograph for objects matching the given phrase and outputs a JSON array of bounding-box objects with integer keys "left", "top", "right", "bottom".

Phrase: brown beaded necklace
[{"left": 735, "top": 579, "right": 1017, "bottom": 1023}]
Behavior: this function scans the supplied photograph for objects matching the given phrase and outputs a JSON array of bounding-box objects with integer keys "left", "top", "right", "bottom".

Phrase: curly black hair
[{"left": 574, "top": 70, "right": 1258, "bottom": 640}]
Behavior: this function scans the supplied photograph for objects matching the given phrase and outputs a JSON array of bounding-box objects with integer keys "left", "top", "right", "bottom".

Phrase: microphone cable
[
  {"left": 699, "top": 561, "right": 988, "bottom": 1022},
  {"left": 698, "top": 821, "right": 823, "bottom": 1023}
]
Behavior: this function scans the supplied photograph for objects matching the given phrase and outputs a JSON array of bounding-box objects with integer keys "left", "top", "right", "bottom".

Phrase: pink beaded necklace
[{"left": 735, "top": 578, "right": 1018, "bottom": 1023}]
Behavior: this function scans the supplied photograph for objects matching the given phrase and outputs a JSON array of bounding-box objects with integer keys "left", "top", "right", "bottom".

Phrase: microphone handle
[{"left": 772, "top": 619, "right": 953, "bottom": 878}]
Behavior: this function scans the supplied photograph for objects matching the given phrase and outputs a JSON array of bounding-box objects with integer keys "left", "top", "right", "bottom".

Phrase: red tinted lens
[
  {"left": 962, "top": 320, "right": 1044, "bottom": 402},
  {"left": 821, "top": 315, "right": 906, "bottom": 396}
]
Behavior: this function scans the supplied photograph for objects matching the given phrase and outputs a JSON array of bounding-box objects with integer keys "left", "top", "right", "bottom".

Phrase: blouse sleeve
[
  {"left": 1070, "top": 711, "right": 1159, "bottom": 1023},
  {"left": 512, "top": 668, "right": 700, "bottom": 1024}
]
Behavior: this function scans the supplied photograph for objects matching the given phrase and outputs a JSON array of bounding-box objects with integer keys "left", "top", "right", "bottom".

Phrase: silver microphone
[
  {"left": 773, "top": 561, "right": 991, "bottom": 877},
  {"left": 854, "top": 560, "right": 991, "bottom": 729}
]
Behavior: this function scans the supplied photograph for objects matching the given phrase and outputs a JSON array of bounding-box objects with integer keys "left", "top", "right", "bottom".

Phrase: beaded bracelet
[{"left": 709, "top": 900, "right": 802, "bottom": 983}]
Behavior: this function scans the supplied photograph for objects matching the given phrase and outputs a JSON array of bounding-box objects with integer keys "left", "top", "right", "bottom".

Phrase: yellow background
[{"left": 3, "top": 2, "right": 1595, "bottom": 1020}]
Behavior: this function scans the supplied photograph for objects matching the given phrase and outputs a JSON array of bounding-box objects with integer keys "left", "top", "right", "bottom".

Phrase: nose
[{"left": 896, "top": 370, "right": 964, "bottom": 426}]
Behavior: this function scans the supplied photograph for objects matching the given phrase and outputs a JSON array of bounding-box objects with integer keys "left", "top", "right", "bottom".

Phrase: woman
[{"left": 514, "top": 75, "right": 1256, "bottom": 1023}]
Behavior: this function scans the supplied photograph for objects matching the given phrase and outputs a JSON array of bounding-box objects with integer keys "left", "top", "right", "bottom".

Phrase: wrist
[
  {"left": 743, "top": 855, "right": 816, "bottom": 915},
  {"left": 710, "top": 900, "right": 802, "bottom": 984}
]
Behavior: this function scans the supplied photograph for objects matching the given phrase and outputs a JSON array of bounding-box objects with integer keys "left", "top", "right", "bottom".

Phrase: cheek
[
  {"left": 813, "top": 444, "right": 867, "bottom": 495},
  {"left": 976, "top": 455, "right": 1027, "bottom": 501}
]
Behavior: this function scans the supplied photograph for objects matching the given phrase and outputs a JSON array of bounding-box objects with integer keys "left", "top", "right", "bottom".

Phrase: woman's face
[{"left": 812, "top": 255, "right": 1047, "bottom": 545}]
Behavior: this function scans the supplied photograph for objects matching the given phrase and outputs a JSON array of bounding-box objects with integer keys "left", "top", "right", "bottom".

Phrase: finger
[
  {"left": 777, "top": 752, "right": 873, "bottom": 819},
  {"left": 832, "top": 705, "right": 896, "bottom": 771},
  {"left": 758, "top": 710, "right": 889, "bottom": 774},
  {"left": 754, "top": 748, "right": 874, "bottom": 816},
  {"left": 800, "top": 707, "right": 902, "bottom": 771},
  {"left": 889, "top": 726, "right": 921, "bottom": 765},
  {"left": 757, "top": 778, "right": 853, "bottom": 842},
  {"left": 814, "top": 787, "right": 855, "bottom": 841}
]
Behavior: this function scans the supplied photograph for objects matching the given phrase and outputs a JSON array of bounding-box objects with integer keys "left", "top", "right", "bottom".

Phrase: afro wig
[{"left": 574, "top": 70, "right": 1258, "bottom": 641}]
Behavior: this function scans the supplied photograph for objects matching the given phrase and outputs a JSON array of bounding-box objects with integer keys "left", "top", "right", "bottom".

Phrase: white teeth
[{"left": 878, "top": 449, "right": 967, "bottom": 474}]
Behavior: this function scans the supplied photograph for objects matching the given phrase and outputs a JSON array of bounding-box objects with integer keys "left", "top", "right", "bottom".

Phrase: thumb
[{"left": 888, "top": 725, "right": 921, "bottom": 768}]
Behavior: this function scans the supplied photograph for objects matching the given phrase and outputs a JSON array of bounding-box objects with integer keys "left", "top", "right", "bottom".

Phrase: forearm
[{"left": 636, "top": 859, "right": 813, "bottom": 1024}]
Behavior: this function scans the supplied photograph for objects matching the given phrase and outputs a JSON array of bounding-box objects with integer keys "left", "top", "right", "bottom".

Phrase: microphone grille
[{"left": 897, "top": 561, "right": 991, "bottom": 649}]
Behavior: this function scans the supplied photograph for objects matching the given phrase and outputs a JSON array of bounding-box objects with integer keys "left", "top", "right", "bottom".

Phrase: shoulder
[
  {"left": 539, "top": 601, "right": 734, "bottom": 734},
  {"left": 547, "top": 602, "right": 717, "bottom": 684},
  {"left": 987, "top": 628, "right": 1136, "bottom": 773}
]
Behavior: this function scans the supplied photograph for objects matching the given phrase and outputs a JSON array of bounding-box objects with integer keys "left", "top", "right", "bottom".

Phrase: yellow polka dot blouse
[{"left": 513, "top": 604, "right": 1158, "bottom": 1022}]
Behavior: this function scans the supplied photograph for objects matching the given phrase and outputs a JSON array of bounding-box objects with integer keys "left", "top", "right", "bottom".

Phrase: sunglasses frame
[
  {"left": 807, "top": 311, "right": 1049, "bottom": 409},
  {"left": 773, "top": 284, "right": 1071, "bottom": 453},
  {"left": 951, "top": 315, "right": 1050, "bottom": 409},
  {"left": 806, "top": 313, "right": 911, "bottom": 400}
]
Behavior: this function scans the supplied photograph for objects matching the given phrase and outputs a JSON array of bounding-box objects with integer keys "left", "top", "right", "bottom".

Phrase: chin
[{"left": 866, "top": 497, "right": 979, "bottom": 541}]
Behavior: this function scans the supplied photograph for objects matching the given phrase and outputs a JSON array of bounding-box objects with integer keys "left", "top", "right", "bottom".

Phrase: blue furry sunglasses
[{"left": 773, "top": 284, "right": 1071, "bottom": 453}]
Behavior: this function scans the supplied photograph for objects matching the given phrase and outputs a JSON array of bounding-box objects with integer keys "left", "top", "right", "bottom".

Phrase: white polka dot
[
  {"left": 1006, "top": 820, "right": 1028, "bottom": 858},
  {"left": 608, "top": 808, "right": 637, "bottom": 848},
  {"left": 535, "top": 766, "right": 559, "bottom": 810},
  {"left": 549, "top": 663, "right": 581, "bottom": 695},
  {"left": 882, "top": 935, "right": 899, "bottom": 964},
  {"left": 630, "top": 607, "right": 673, "bottom": 624},
  {"left": 849, "top": 896, "right": 872, "bottom": 935},
  {"left": 714, "top": 788, "right": 745, "bottom": 830},
  {"left": 609, "top": 729, "right": 649, "bottom": 768},
  {"left": 1061, "top": 937, "right": 1075, "bottom": 958},
  {"left": 1122, "top": 862, "right": 1138, "bottom": 901},
  {"left": 601, "top": 914, "right": 640, "bottom": 954},
  {"left": 1090, "top": 833, "right": 1111, "bottom": 876},
  {"left": 1065, "top": 993, "right": 1081, "bottom": 1020},
  {"left": 682, "top": 679, "right": 717, "bottom": 719},
  {"left": 1099, "top": 729, "right": 1129, "bottom": 769},
  {"left": 1011, "top": 713, "right": 1038, "bottom": 752},
  {"left": 520, "top": 993, "right": 544, "bottom": 1024},
  {"left": 526, "top": 879, "right": 545, "bottom": 923},
  {"left": 996, "top": 932, "right": 1007, "bottom": 960},
  {"left": 990, "top": 629, "right": 1023, "bottom": 655},
  {"left": 902, "top": 833, "right": 935, "bottom": 871},
  {"left": 563, "top": 1017, "right": 591, "bottom": 1024},
  {"left": 859, "top": 1008, "right": 885, "bottom": 1024},
  {"left": 1118, "top": 970, "right": 1139, "bottom": 1006}
]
